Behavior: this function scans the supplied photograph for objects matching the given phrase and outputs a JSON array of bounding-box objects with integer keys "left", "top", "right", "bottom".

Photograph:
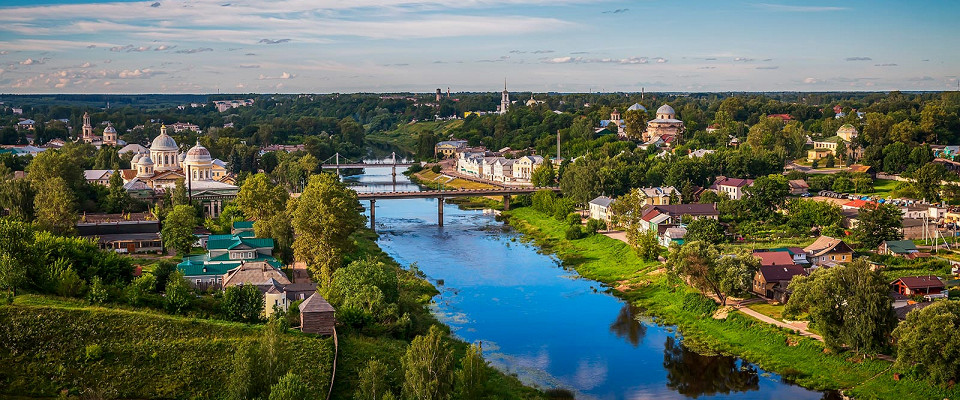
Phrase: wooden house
[{"left": 300, "top": 293, "right": 336, "bottom": 335}]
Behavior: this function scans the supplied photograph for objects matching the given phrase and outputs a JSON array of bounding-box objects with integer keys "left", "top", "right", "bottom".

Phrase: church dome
[
  {"left": 184, "top": 143, "right": 212, "bottom": 164},
  {"left": 627, "top": 103, "right": 646, "bottom": 112},
  {"left": 837, "top": 124, "right": 858, "bottom": 135},
  {"left": 104, "top": 124, "right": 116, "bottom": 134},
  {"left": 131, "top": 153, "right": 142, "bottom": 164},
  {"left": 138, "top": 155, "right": 154, "bottom": 166},
  {"left": 178, "top": 152, "right": 187, "bottom": 162},
  {"left": 656, "top": 104, "right": 675, "bottom": 116},
  {"left": 151, "top": 131, "right": 178, "bottom": 151}
]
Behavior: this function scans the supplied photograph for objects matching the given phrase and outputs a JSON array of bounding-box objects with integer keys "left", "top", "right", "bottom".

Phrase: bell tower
[
  {"left": 82, "top": 112, "right": 94, "bottom": 143},
  {"left": 499, "top": 79, "right": 510, "bottom": 115}
]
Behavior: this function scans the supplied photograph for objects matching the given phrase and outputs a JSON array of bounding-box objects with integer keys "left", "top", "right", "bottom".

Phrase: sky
[{"left": 0, "top": 0, "right": 957, "bottom": 94}]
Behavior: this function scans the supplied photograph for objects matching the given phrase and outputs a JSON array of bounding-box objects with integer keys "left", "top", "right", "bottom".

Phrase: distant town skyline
[{"left": 0, "top": 0, "right": 957, "bottom": 94}]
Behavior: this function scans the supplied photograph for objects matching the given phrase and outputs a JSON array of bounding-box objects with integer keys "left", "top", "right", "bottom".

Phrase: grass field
[
  {"left": 413, "top": 170, "right": 496, "bottom": 190},
  {"left": 0, "top": 295, "right": 335, "bottom": 398},
  {"left": 366, "top": 120, "right": 465, "bottom": 155},
  {"left": 506, "top": 206, "right": 960, "bottom": 400},
  {"left": 859, "top": 178, "right": 901, "bottom": 198}
]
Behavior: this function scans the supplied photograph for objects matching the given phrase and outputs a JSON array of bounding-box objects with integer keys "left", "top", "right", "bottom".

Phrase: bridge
[
  {"left": 319, "top": 152, "right": 414, "bottom": 176},
  {"left": 359, "top": 186, "right": 561, "bottom": 231}
]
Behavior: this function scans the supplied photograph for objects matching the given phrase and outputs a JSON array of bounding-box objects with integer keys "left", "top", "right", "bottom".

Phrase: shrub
[
  {"left": 164, "top": 271, "right": 192, "bottom": 314},
  {"left": 85, "top": 344, "right": 103, "bottom": 361},
  {"left": 406, "top": 163, "right": 423, "bottom": 173},
  {"left": 430, "top": 165, "right": 442, "bottom": 174},
  {"left": 87, "top": 276, "right": 109, "bottom": 305},
  {"left": 564, "top": 212, "right": 581, "bottom": 227},
  {"left": 125, "top": 275, "right": 156, "bottom": 307},
  {"left": 680, "top": 292, "right": 718, "bottom": 317},
  {"left": 585, "top": 218, "right": 606, "bottom": 234},
  {"left": 56, "top": 265, "right": 86, "bottom": 298},
  {"left": 222, "top": 284, "right": 265, "bottom": 323},
  {"left": 565, "top": 225, "right": 585, "bottom": 240}
]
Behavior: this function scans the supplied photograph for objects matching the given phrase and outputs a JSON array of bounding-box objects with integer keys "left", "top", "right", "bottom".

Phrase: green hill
[{"left": 0, "top": 296, "right": 334, "bottom": 399}]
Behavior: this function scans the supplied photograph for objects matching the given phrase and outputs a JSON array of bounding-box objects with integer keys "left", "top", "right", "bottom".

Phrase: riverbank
[
  {"left": 506, "top": 206, "right": 960, "bottom": 400},
  {"left": 335, "top": 228, "right": 542, "bottom": 399},
  {"left": 407, "top": 169, "right": 506, "bottom": 209}
]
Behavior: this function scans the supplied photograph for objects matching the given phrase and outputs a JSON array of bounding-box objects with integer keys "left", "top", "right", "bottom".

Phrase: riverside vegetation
[{"left": 505, "top": 205, "right": 960, "bottom": 400}]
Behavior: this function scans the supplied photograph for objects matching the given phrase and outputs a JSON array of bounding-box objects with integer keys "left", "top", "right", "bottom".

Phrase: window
[
  {"left": 830, "top": 255, "right": 835, "bottom": 261},
  {"left": 195, "top": 279, "right": 201, "bottom": 285}
]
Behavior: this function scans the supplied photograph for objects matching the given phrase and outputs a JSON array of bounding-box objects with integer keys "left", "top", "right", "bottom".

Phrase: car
[{"left": 801, "top": 193, "right": 812, "bottom": 197}]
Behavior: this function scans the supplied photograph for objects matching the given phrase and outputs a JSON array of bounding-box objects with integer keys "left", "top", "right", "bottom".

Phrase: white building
[
  {"left": 589, "top": 196, "right": 615, "bottom": 223},
  {"left": 513, "top": 155, "right": 544, "bottom": 182}
]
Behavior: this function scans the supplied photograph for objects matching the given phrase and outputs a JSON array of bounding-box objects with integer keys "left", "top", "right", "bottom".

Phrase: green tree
[
  {"left": 0, "top": 177, "right": 35, "bottom": 221},
  {"left": 237, "top": 173, "right": 289, "bottom": 221},
  {"left": 912, "top": 162, "right": 947, "bottom": 202},
  {"left": 743, "top": 174, "right": 789, "bottom": 217},
  {"left": 785, "top": 198, "right": 842, "bottom": 233},
  {"left": 104, "top": 169, "right": 130, "bottom": 213},
  {"left": 667, "top": 241, "right": 750, "bottom": 306},
  {"left": 164, "top": 270, "right": 192, "bottom": 314},
  {"left": 326, "top": 257, "right": 399, "bottom": 324},
  {"left": 623, "top": 109, "right": 648, "bottom": 140},
  {"left": 161, "top": 205, "right": 197, "bottom": 256},
  {"left": 402, "top": 325, "right": 454, "bottom": 400},
  {"left": 714, "top": 251, "right": 761, "bottom": 303},
  {"left": 291, "top": 173, "right": 364, "bottom": 287},
  {"left": 33, "top": 176, "right": 78, "bottom": 235},
  {"left": 531, "top": 159, "right": 556, "bottom": 187},
  {"left": 685, "top": 218, "right": 725, "bottom": 244},
  {"left": 268, "top": 372, "right": 313, "bottom": 400},
  {"left": 0, "top": 252, "right": 26, "bottom": 296},
  {"left": 455, "top": 343, "right": 488, "bottom": 400},
  {"left": 853, "top": 203, "right": 903, "bottom": 248},
  {"left": 170, "top": 178, "right": 190, "bottom": 207},
  {"left": 357, "top": 359, "right": 395, "bottom": 400},
  {"left": 786, "top": 260, "right": 896, "bottom": 354},
  {"left": 222, "top": 284, "right": 266, "bottom": 323},
  {"left": 125, "top": 274, "right": 156, "bottom": 307},
  {"left": 893, "top": 300, "right": 960, "bottom": 385},
  {"left": 255, "top": 212, "right": 294, "bottom": 265},
  {"left": 635, "top": 229, "right": 661, "bottom": 261}
]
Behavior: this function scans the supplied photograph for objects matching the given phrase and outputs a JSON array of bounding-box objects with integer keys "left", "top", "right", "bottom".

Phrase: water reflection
[
  {"left": 663, "top": 337, "right": 760, "bottom": 398},
  {"left": 609, "top": 304, "right": 647, "bottom": 347}
]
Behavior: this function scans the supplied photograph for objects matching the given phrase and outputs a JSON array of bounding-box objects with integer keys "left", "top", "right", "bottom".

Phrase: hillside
[
  {"left": 0, "top": 296, "right": 334, "bottom": 399},
  {"left": 367, "top": 119, "right": 464, "bottom": 155}
]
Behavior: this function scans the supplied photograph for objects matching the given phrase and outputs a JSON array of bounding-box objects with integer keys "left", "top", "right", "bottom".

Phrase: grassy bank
[
  {"left": 506, "top": 206, "right": 960, "bottom": 400},
  {"left": 0, "top": 295, "right": 334, "bottom": 398},
  {"left": 335, "top": 228, "right": 541, "bottom": 399},
  {"left": 366, "top": 120, "right": 465, "bottom": 154}
]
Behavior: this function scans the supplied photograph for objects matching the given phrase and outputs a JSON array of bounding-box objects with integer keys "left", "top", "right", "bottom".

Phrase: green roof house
[
  {"left": 878, "top": 240, "right": 928, "bottom": 259},
  {"left": 178, "top": 231, "right": 281, "bottom": 289}
]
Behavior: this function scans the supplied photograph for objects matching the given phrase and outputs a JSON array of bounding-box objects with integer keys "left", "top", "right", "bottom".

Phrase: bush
[
  {"left": 565, "top": 225, "right": 585, "bottom": 240},
  {"left": 585, "top": 218, "right": 605, "bottom": 234},
  {"left": 406, "top": 163, "right": 423, "bottom": 174},
  {"left": 56, "top": 265, "right": 86, "bottom": 298},
  {"left": 564, "top": 212, "right": 581, "bottom": 226},
  {"left": 87, "top": 276, "right": 109, "bottom": 305},
  {"left": 125, "top": 275, "right": 156, "bottom": 307},
  {"left": 430, "top": 165, "right": 442, "bottom": 174},
  {"left": 680, "top": 292, "right": 718, "bottom": 317},
  {"left": 222, "top": 284, "right": 265, "bottom": 323},
  {"left": 85, "top": 344, "right": 103, "bottom": 361}
]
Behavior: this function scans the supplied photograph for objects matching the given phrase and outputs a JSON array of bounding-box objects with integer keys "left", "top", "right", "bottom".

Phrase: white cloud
[
  {"left": 20, "top": 58, "right": 45, "bottom": 65},
  {"left": 259, "top": 72, "right": 294, "bottom": 80},
  {"left": 542, "top": 56, "right": 651, "bottom": 64},
  {"left": 803, "top": 77, "right": 819, "bottom": 84}
]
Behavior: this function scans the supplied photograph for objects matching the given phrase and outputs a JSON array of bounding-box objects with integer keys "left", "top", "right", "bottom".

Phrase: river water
[{"left": 345, "top": 166, "right": 830, "bottom": 400}]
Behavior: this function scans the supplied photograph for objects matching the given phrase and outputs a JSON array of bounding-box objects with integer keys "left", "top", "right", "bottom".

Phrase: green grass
[
  {"left": 507, "top": 206, "right": 960, "bottom": 400},
  {"left": 859, "top": 178, "right": 900, "bottom": 198},
  {"left": 0, "top": 295, "right": 335, "bottom": 399},
  {"left": 366, "top": 120, "right": 465, "bottom": 155},
  {"left": 748, "top": 303, "right": 787, "bottom": 320}
]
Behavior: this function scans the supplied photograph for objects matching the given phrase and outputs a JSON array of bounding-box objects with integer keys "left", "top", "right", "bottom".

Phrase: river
[{"left": 344, "top": 166, "right": 831, "bottom": 400}]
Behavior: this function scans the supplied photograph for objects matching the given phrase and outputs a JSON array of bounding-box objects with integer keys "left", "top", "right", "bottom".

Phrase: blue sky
[{"left": 0, "top": 0, "right": 956, "bottom": 93}]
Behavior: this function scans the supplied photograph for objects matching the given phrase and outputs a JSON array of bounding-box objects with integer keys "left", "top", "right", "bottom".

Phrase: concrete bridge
[{"left": 360, "top": 187, "right": 561, "bottom": 231}]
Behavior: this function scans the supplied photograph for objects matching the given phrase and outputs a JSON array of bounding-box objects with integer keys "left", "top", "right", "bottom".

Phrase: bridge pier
[
  {"left": 502, "top": 195, "right": 510, "bottom": 211},
  {"left": 438, "top": 197, "right": 444, "bottom": 227},
  {"left": 369, "top": 199, "right": 376, "bottom": 232},
  {"left": 392, "top": 165, "right": 396, "bottom": 177}
]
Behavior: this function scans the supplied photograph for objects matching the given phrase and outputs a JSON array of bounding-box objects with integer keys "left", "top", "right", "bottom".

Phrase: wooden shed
[{"left": 299, "top": 293, "right": 336, "bottom": 335}]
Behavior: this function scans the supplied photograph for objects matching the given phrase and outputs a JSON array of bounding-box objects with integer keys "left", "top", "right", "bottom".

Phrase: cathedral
[
  {"left": 123, "top": 124, "right": 238, "bottom": 217},
  {"left": 643, "top": 104, "right": 685, "bottom": 143}
]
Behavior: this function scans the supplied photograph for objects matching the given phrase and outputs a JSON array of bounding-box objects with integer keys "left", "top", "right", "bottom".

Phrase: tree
[
  {"left": 785, "top": 198, "right": 842, "bottom": 233},
  {"left": 667, "top": 241, "right": 751, "bottom": 306},
  {"left": 893, "top": 300, "right": 960, "bottom": 385},
  {"left": 326, "top": 257, "right": 399, "bottom": 324},
  {"left": 743, "top": 174, "right": 789, "bottom": 217},
  {"left": 0, "top": 177, "right": 35, "bottom": 221},
  {"left": 356, "top": 360, "right": 395, "bottom": 400},
  {"left": 255, "top": 212, "right": 294, "bottom": 265},
  {"left": 222, "top": 284, "right": 266, "bottom": 323},
  {"left": 268, "top": 372, "right": 313, "bottom": 400},
  {"left": 785, "top": 260, "right": 896, "bottom": 354},
  {"left": 623, "top": 109, "right": 648, "bottom": 140},
  {"left": 125, "top": 274, "right": 156, "bottom": 307},
  {"left": 291, "top": 173, "right": 364, "bottom": 287},
  {"left": 402, "top": 325, "right": 454, "bottom": 400},
  {"left": 237, "top": 173, "right": 289, "bottom": 221},
  {"left": 853, "top": 203, "right": 903, "bottom": 249},
  {"left": 164, "top": 270, "right": 192, "bottom": 314},
  {"left": 610, "top": 188, "right": 649, "bottom": 250},
  {"left": 162, "top": 205, "right": 197, "bottom": 256},
  {"left": 455, "top": 343, "right": 488, "bottom": 400},
  {"left": 531, "top": 159, "right": 556, "bottom": 187},
  {"left": 0, "top": 253, "right": 26, "bottom": 296},
  {"left": 714, "top": 251, "right": 760, "bottom": 303},
  {"left": 635, "top": 229, "right": 661, "bottom": 261},
  {"left": 170, "top": 178, "right": 190, "bottom": 207},
  {"left": 912, "top": 162, "right": 946, "bottom": 202},
  {"left": 103, "top": 169, "right": 130, "bottom": 213},
  {"left": 33, "top": 177, "right": 78, "bottom": 235},
  {"left": 685, "top": 218, "right": 725, "bottom": 244}
]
